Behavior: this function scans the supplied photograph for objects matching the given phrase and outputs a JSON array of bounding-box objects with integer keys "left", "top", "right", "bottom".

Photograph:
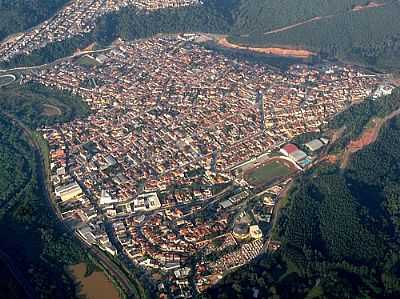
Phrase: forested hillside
[
  {"left": 207, "top": 91, "right": 400, "bottom": 299},
  {"left": 231, "top": 0, "right": 384, "bottom": 34},
  {"left": 230, "top": 1, "right": 400, "bottom": 70},
  {"left": 0, "top": 0, "right": 68, "bottom": 41},
  {"left": 0, "top": 83, "right": 90, "bottom": 298}
]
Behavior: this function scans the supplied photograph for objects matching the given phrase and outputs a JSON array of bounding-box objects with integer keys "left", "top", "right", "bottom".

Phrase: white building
[{"left": 134, "top": 192, "right": 161, "bottom": 212}]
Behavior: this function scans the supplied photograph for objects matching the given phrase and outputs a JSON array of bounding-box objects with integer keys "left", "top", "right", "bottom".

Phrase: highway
[{"left": 0, "top": 47, "right": 113, "bottom": 74}]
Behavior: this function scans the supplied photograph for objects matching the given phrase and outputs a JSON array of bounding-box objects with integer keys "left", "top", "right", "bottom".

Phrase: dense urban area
[
  {"left": 17, "top": 32, "right": 393, "bottom": 297},
  {"left": 1, "top": 0, "right": 400, "bottom": 299}
]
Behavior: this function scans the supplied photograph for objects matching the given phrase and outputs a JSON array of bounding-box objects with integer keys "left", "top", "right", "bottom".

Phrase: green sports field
[{"left": 245, "top": 160, "right": 293, "bottom": 186}]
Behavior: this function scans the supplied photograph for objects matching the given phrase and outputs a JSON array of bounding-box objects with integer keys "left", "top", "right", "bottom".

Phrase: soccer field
[{"left": 245, "top": 160, "right": 293, "bottom": 186}]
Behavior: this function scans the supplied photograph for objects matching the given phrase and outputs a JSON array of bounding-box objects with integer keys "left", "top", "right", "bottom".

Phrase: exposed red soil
[
  {"left": 352, "top": 2, "right": 384, "bottom": 12},
  {"left": 217, "top": 37, "right": 315, "bottom": 59}
]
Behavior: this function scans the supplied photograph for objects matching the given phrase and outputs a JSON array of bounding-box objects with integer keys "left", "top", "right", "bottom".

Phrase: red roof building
[{"left": 280, "top": 144, "right": 299, "bottom": 156}]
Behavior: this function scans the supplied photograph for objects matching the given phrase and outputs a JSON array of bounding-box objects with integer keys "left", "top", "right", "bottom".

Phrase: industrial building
[
  {"left": 55, "top": 181, "right": 82, "bottom": 202},
  {"left": 305, "top": 139, "right": 324, "bottom": 152},
  {"left": 134, "top": 192, "right": 161, "bottom": 212},
  {"left": 280, "top": 144, "right": 307, "bottom": 163}
]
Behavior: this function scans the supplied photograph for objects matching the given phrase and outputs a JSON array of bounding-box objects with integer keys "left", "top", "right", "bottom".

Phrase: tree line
[{"left": 0, "top": 83, "right": 91, "bottom": 298}]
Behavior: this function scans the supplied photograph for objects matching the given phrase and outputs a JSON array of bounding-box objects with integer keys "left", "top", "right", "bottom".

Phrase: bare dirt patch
[
  {"left": 83, "top": 43, "right": 96, "bottom": 51},
  {"left": 352, "top": 2, "right": 384, "bottom": 12},
  {"left": 41, "top": 104, "right": 62, "bottom": 116},
  {"left": 388, "top": 75, "right": 400, "bottom": 87},
  {"left": 347, "top": 119, "right": 380, "bottom": 152},
  {"left": 217, "top": 37, "right": 315, "bottom": 59},
  {"left": 322, "top": 155, "right": 338, "bottom": 165},
  {"left": 340, "top": 108, "right": 400, "bottom": 169}
]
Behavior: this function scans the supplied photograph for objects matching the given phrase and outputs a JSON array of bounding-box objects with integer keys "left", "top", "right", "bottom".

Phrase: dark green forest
[
  {"left": 207, "top": 92, "right": 400, "bottom": 298},
  {"left": 0, "top": 83, "right": 90, "bottom": 298},
  {"left": 0, "top": 82, "right": 89, "bottom": 127},
  {"left": 0, "top": 0, "right": 68, "bottom": 41},
  {"left": 231, "top": 1, "right": 400, "bottom": 71},
  {"left": 230, "top": 0, "right": 385, "bottom": 35},
  {"left": 0, "top": 259, "right": 30, "bottom": 299}
]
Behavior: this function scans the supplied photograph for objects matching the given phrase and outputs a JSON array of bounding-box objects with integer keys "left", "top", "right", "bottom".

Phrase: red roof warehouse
[{"left": 280, "top": 144, "right": 299, "bottom": 156}]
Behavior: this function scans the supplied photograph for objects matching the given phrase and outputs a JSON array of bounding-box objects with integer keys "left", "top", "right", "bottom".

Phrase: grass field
[
  {"left": 245, "top": 159, "right": 293, "bottom": 186},
  {"left": 76, "top": 55, "right": 100, "bottom": 67}
]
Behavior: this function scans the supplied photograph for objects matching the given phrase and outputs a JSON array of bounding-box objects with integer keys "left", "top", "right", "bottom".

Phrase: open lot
[
  {"left": 75, "top": 55, "right": 100, "bottom": 67},
  {"left": 69, "top": 263, "right": 120, "bottom": 299},
  {"left": 41, "top": 104, "right": 62, "bottom": 116},
  {"left": 217, "top": 36, "right": 315, "bottom": 58},
  {"left": 244, "top": 158, "right": 296, "bottom": 187}
]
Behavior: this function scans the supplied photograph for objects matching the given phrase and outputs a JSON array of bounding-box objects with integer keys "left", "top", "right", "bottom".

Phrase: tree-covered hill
[
  {"left": 230, "top": 0, "right": 400, "bottom": 70},
  {"left": 207, "top": 91, "right": 400, "bottom": 299},
  {"left": 0, "top": 83, "right": 90, "bottom": 298},
  {"left": 230, "top": 0, "right": 386, "bottom": 35},
  {"left": 0, "top": 0, "right": 68, "bottom": 41}
]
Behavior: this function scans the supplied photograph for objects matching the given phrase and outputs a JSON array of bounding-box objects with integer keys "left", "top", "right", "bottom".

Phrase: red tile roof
[{"left": 282, "top": 144, "right": 299, "bottom": 154}]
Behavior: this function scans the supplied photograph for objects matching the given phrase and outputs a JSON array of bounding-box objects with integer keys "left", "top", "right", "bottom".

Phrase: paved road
[
  {"left": 0, "top": 47, "right": 113, "bottom": 74},
  {"left": 0, "top": 74, "right": 16, "bottom": 87}
]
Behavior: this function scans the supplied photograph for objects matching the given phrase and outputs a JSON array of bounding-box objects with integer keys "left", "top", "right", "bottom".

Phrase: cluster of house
[
  {"left": 209, "top": 239, "right": 264, "bottom": 274},
  {"left": 27, "top": 34, "right": 388, "bottom": 298},
  {"left": 372, "top": 84, "right": 395, "bottom": 100},
  {"left": 44, "top": 128, "right": 118, "bottom": 255},
  {"left": 0, "top": 0, "right": 201, "bottom": 62},
  {"left": 26, "top": 35, "right": 381, "bottom": 200},
  {"left": 107, "top": 196, "right": 268, "bottom": 297}
]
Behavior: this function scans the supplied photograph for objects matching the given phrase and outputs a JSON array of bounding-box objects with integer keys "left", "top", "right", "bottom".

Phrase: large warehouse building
[{"left": 55, "top": 181, "right": 83, "bottom": 202}]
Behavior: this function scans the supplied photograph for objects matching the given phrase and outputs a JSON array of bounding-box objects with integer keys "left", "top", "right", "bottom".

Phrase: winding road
[{"left": 0, "top": 74, "right": 16, "bottom": 87}]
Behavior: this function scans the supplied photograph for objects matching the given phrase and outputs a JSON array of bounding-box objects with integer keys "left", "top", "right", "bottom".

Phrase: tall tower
[{"left": 256, "top": 91, "right": 265, "bottom": 130}]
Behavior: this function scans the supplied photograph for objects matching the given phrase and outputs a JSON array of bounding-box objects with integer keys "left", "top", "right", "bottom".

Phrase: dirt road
[{"left": 262, "top": 1, "right": 385, "bottom": 36}]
